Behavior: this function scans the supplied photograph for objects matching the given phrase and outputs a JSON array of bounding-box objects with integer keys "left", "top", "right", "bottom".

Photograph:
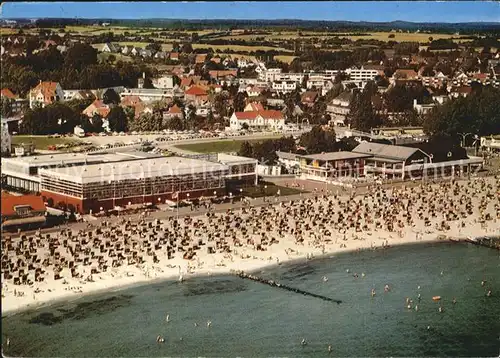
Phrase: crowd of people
[{"left": 1, "top": 176, "right": 498, "bottom": 312}]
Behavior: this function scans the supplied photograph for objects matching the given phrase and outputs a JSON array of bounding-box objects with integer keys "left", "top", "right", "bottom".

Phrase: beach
[{"left": 2, "top": 176, "right": 499, "bottom": 315}]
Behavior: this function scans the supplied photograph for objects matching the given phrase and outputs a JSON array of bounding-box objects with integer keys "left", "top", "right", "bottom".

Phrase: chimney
[{"left": 143, "top": 72, "right": 146, "bottom": 79}]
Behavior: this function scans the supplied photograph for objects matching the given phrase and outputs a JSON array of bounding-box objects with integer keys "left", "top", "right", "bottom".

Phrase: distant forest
[{"left": 4, "top": 18, "right": 500, "bottom": 35}]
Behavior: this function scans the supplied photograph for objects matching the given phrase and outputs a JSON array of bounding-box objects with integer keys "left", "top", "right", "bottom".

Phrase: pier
[{"left": 233, "top": 270, "right": 342, "bottom": 304}]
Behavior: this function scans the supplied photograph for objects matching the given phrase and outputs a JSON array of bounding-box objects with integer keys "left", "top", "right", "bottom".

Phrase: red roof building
[
  {"left": 1, "top": 194, "right": 46, "bottom": 230},
  {"left": 82, "top": 99, "right": 111, "bottom": 118},
  {"left": 1, "top": 88, "right": 17, "bottom": 100},
  {"left": 185, "top": 85, "right": 209, "bottom": 104}
]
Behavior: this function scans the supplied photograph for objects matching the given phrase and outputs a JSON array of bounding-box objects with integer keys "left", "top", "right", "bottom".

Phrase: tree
[
  {"left": 423, "top": 86, "right": 500, "bottom": 140},
  {"left": 181, "top": 43, "right": 193, "bottom": 53},
  {"left": 299, "top": 126, "right": 337, "bottom": 154},
  {"left": 143, "top": 77, "right": 154, "bottom": 89},
  {"left": 348, "top": 90, "right": 381, "bottom": 132},
  {"left": 103, "top": 89, "right": 120, "bottom": 105},
  {"left": 130, "top": 112, "right": 162, "bottom": 132},
  {"left": 146, "top": 43, "right": 162, "bottom": 53},
  {"left": 107, "top": 107, "right": 128, "bottom": 132},
  {"left": 164, "top": 116, "right": 185, "bottom": 131},
  {"left": 1, "top": 98, "right": 13, "bottom": 118},
  {"left": 238, "top": 140, "right": 254, "bottom": 158},
  {"left": 233, "top": 91, "right": 247, "bottom": 112},
  {"left": 241, "top": 122, "right": 249, "bottom": 130},
  {"left": 64, "top": 43, "right": 98, "bottom": 72}
]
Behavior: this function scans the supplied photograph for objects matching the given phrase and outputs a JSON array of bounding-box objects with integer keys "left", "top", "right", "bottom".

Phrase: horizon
[{"left": 2, "top": 1, "right": 500, "bottom": 23}]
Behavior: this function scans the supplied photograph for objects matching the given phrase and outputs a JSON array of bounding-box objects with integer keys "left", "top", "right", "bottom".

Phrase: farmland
[{"left": 215, "top": 30, "right": 468, "bottom": 43}]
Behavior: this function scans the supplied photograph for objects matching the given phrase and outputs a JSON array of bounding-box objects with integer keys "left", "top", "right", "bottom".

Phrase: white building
[
  {"left": 326, "top": 92, "right": 353, "bottom": 126},
  {"left": 345, "top": 67, "right": 380, "bottom": 82},
  {"left": 481, "top": 135, "right": 500, "bottom": 152},
  {"left": 152, "top": 75, "right": 175, "bottom": 89},
  {"left": 413, "top": 99, "right": 436, "bottom": 115},
  {"left": 262, "top": 68, "right": 282, "bottom": 82},
  {"left": 272, "top": 80, "right": 298, "bottom": 93},
  {"left": 229, "top": 110, "right": 285, "bottom": 131},
  {"left": 1, "top": 121, "right": 11, "bottom": 155},
  {"left": 29, "top": 81, "right": 65, "bottom": 109},
  {"left": 120, "top": 87, "right": 184, "bottom": 103}
]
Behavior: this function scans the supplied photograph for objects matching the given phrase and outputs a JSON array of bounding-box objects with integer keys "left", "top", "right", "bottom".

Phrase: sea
[{"left": 2, "top": 242, "right": 500, "bottom": 357}]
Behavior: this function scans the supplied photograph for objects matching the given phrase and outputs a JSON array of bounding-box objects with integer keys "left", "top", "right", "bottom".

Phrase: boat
[{"left": 432, "top": 296, "right": 441, "bottom": 301}]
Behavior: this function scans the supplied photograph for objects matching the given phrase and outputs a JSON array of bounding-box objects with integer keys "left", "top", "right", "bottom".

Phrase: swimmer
[
  {"left": 328, "top": 345, "right": 332, "bottom": 353},
  {"left": 452, "top": 298, "right": 457, "bottom": 304},
  {"left": 301, "top": 338, "right": 307, "bottom": 346}
]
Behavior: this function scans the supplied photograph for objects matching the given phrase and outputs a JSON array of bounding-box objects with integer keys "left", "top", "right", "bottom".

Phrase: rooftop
[
  {"left": 298, "top": 151, "right": 372, "bottom": 162},
  {"left": 2, "top": 151, "right": 161, "bottom": 168},
  {"left": 1, "top": 194, "right": 46, "bottom": 217},
  {"left": 353, "top": 142, "right": 428, "bottom": 161},
  {"left": 39, "top": 156, "right": 229, "bottom": 184},
  {"left": 217, "top": 153, "right": 257, "bottom": 165}
]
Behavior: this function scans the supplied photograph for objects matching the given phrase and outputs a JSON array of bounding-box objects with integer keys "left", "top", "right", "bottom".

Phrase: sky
[{"left": 1, "top": 2, "right": 499, "bottom": 23}]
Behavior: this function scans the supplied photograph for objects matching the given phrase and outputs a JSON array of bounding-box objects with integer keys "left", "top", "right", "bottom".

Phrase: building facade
[
  {"left": 297, "top": 152, "right": 371, "bottom": 182},
  {"left": 38, "top": 157, "right": 229, "bottom": 214}
]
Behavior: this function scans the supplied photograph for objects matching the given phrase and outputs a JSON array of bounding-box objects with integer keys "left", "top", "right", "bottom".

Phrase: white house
[
  {"left": 101, "top": 43, "right": 121, "bottom": 53},
  {"left": 229, "top": 110, "right": 285, "bottom": 131},
  {"left": 29, "top": 81, "right": 65, "bottom": 109},
  {"left": 326, "top": 91, "right": 353, "bottom": 126}
]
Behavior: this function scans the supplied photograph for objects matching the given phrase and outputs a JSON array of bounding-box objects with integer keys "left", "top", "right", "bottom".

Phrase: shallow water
[{"left": 2, "top": 242, "right": 500, "bottom": 357}]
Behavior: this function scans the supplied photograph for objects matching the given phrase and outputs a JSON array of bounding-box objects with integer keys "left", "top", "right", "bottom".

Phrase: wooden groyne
[
  {"left": 466, "top": 236, "right": 500, "bottom": 250},
  {"left": 232, "top": 270, "right": 342, "bottom": 304}
]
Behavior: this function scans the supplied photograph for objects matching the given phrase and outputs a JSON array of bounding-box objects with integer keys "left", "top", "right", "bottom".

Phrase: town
[{"left": 1, "top": 6, "right": 500, "bottom": 356}]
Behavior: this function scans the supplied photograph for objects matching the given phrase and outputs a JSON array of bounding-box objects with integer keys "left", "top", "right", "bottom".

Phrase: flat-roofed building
[
  {"left": 297, "top": 151, "right": 372, "bottom": 182},
  {"left": 1, "top": 193, "right": 46, "bottom": 231},
  {"left": 1, "top": 152, "right": 162, "bottom": 193},
  {"left": 216, "top": 153, "right": 258, "bottom": 186},
  {"left": 38, "top": 156, "right": 229, "bottom": 214}
]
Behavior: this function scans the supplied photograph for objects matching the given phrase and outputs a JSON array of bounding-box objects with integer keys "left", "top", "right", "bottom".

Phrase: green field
[
  {"left": 174, "top": 138, "right": 279, "bottom": 153},
  {"left": 11, "top": 135, "right": 82, "bottom": 149}
]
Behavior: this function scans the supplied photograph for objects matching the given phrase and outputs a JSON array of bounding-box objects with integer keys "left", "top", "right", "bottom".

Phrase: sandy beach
[{"left": 2, "top": 177, "right": 499, "bottom": 315}]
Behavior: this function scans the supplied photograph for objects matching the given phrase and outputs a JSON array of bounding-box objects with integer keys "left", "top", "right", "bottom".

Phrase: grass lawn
[
  {"left": 11, "top": 135, "right": 82, "bottom": 150},
  {"left": 174, "top": 138, "right": 275, "bottom": 154},
  {"left": 241, "top": 183, "right": 307, "bottom": 198}
]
